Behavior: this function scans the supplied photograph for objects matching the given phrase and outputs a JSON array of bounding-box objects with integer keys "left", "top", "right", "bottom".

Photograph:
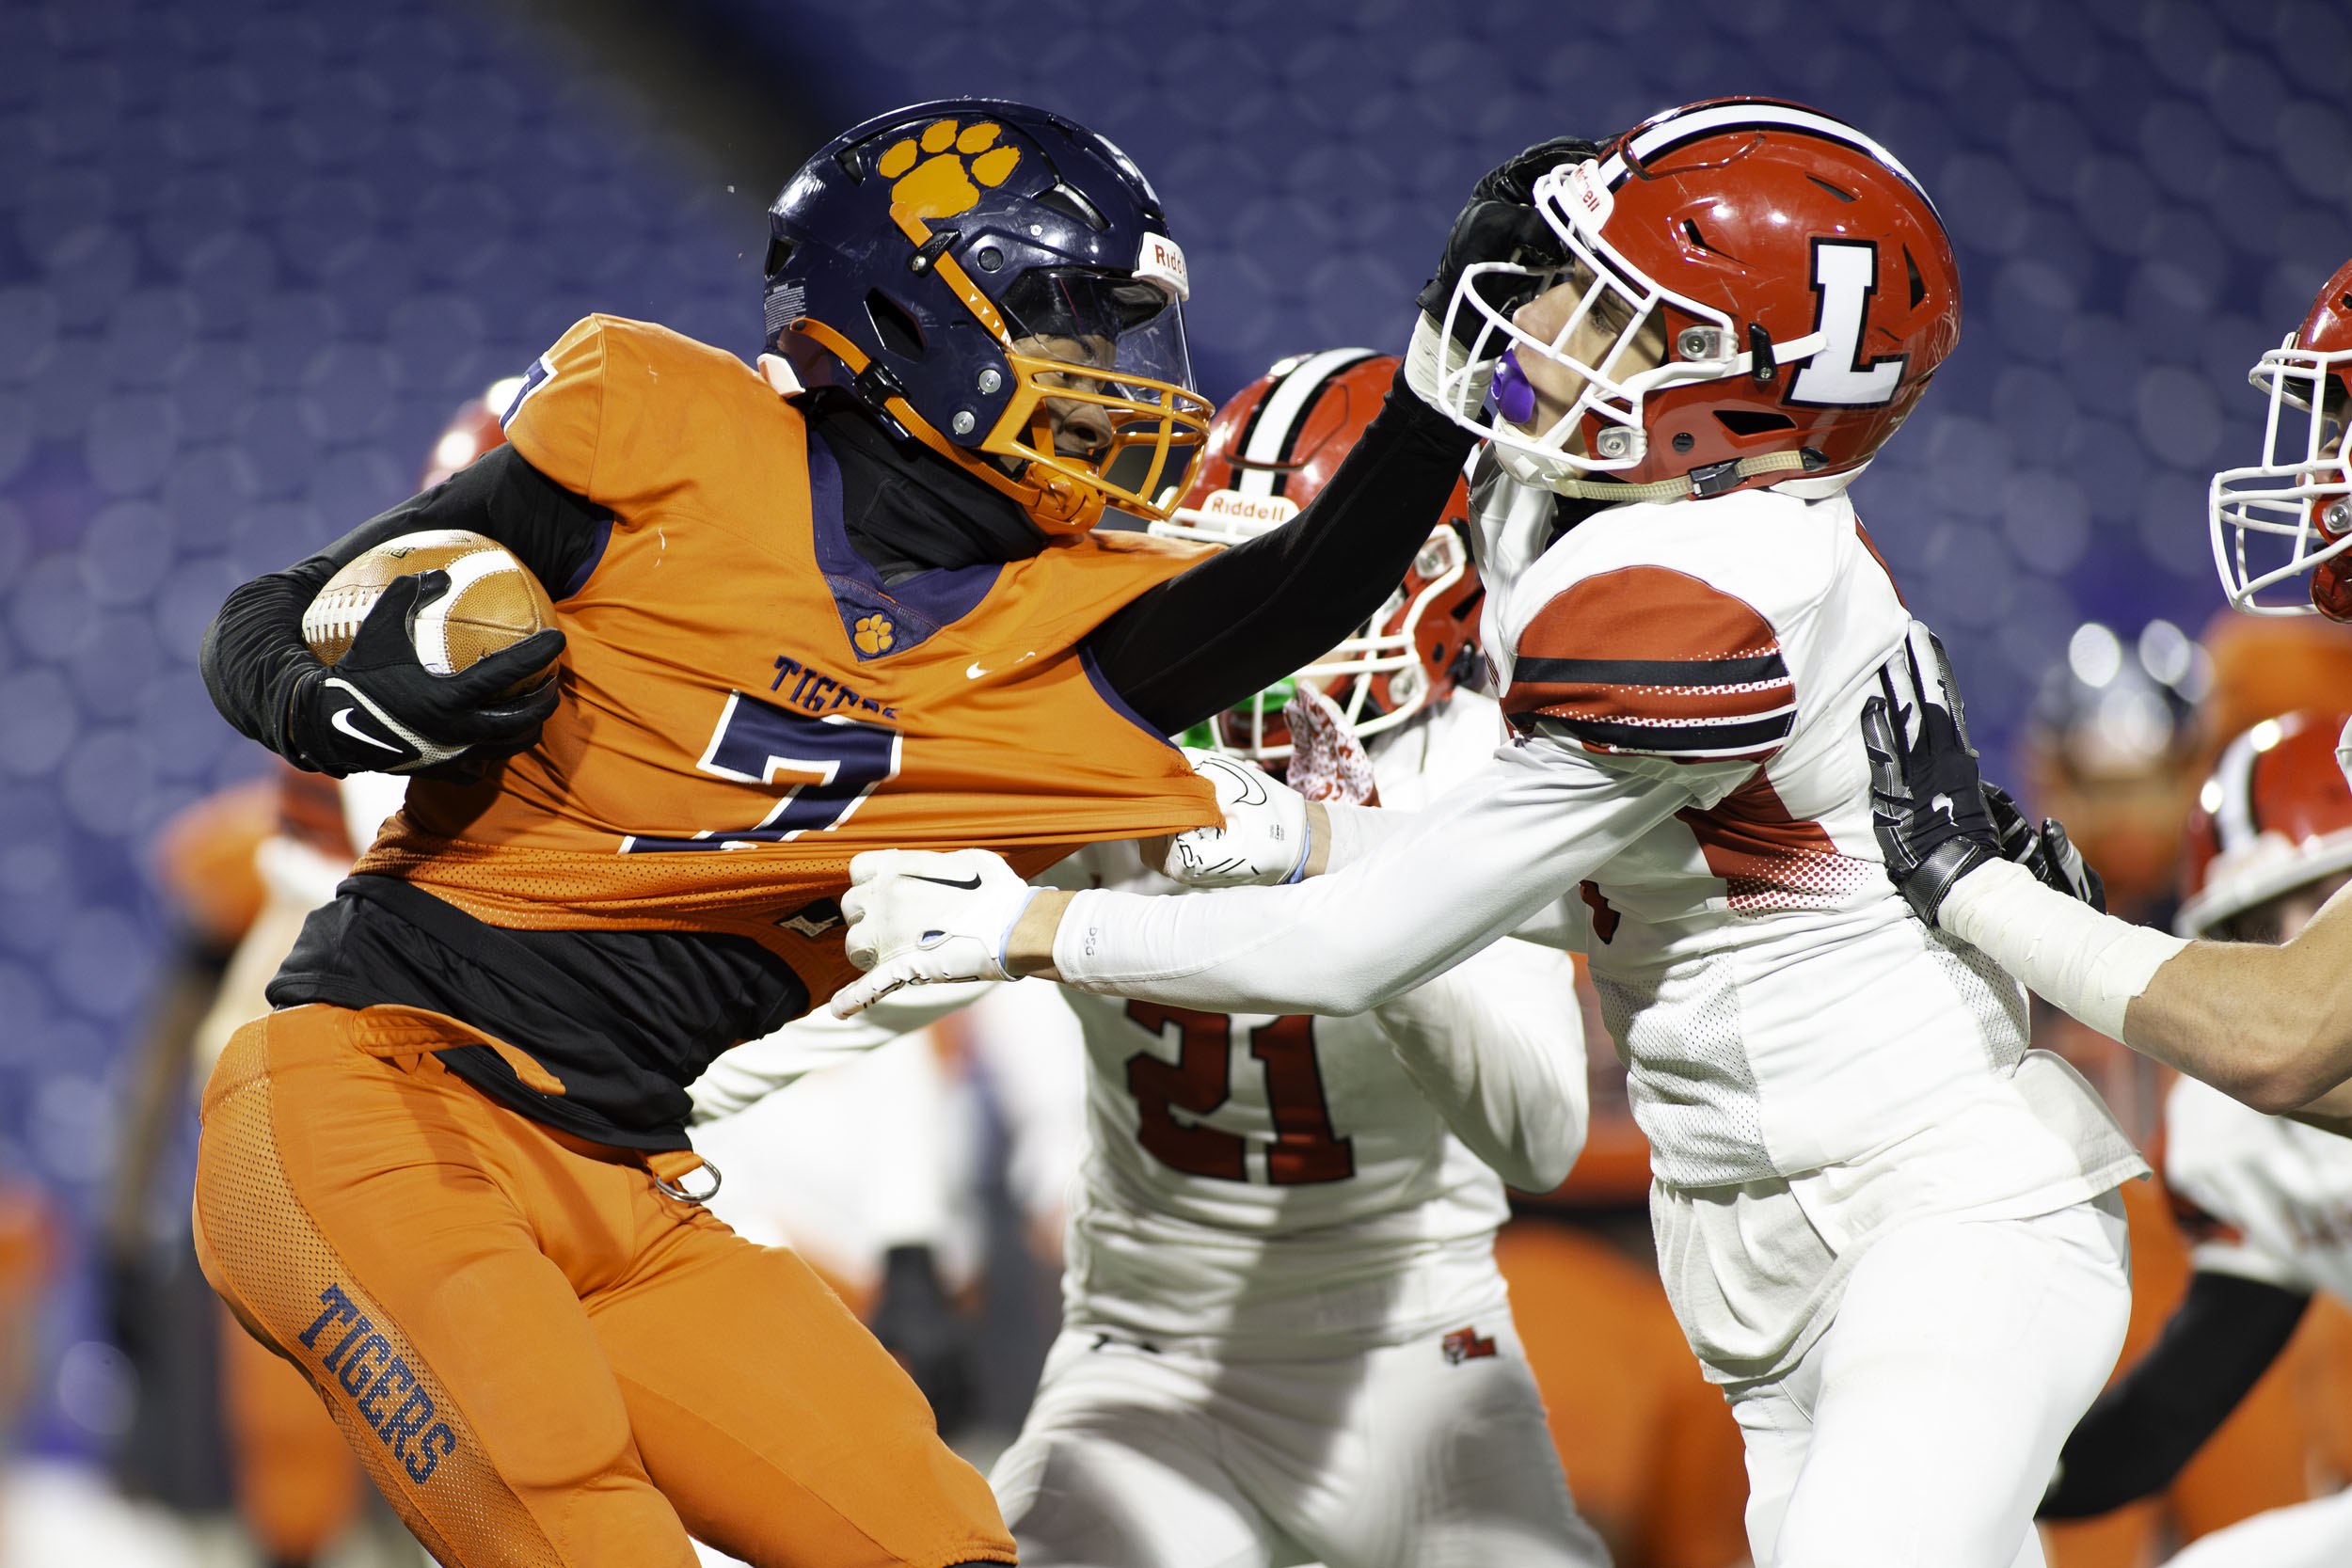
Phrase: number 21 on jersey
[{"left": 1122, "top": 1001, "right": 1355, "bottom": 1185}]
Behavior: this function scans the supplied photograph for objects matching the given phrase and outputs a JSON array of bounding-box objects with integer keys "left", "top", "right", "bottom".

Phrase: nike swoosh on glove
[
  {"left": 1859, "top": 621, "right": 2001, "bottom": 927},
  {"left": 833, "top": 847, "right": 1035, "bottom": 1017},
  {"left": 1154, "top": 748, "right": 1311, "bottom": 887},
  {"left": 287, "top": 570, "right": 565, "bottom": 777},
  {"left": 1281, "top": 685, "right": 1379, "bottom": 807}
]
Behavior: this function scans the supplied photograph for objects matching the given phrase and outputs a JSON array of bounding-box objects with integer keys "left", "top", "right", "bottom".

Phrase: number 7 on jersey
[{"left": 622, "top": 690, "right": 902, "bottom": 853}]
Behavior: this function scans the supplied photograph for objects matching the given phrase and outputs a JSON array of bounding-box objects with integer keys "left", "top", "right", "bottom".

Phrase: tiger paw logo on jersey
[
  {"left": 853, "top": 613, "right": 896, "bottom": 656},
  {"left": 878, "top": 119, "right": 1021, "bottom": 221},
  {"left": 1441, "top": 1325, "right": 1497, "bottom": 1365}
]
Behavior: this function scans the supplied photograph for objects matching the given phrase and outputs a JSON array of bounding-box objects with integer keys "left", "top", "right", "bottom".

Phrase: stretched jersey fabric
[
  {"left": 1044, "top": 693, "right": 1587, "bottom": 1356},
  {"left": 2167, "top": 1074, "right": 2352, "bottom": 1299},
  {"left": 355, "top": 315, "right": 1219, "bottom": 1013}
]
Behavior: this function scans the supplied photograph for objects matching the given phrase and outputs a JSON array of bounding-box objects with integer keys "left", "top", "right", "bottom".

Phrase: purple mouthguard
[{"left": 1492, "top": 348, "right": 1537, "bottom": 426}]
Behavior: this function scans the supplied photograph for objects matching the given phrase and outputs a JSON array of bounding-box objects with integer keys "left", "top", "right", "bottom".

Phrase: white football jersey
[
  {"left": 1045, "top": 692, "right": 1586, "bottom": 1354},
  {"left": 2166, "top": 1073, "right": 2352, "bottom": 1301},
  {"left": 1472, "top": 464, "right": 2143, "bottom": 1200}
]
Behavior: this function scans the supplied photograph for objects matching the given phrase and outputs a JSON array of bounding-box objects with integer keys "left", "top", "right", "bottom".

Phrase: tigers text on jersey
[
  {"left": 354, "top": 315, "right": 1218, "bottom": 1005},
  {"left": 1051, "top": 693, "right": 1585, "bottom": 1355},
  {"left": 1473, "top": 464, "right": 2142, "bottom": 1200},
  {"left": 2166, "top": 1074, "right": 2352, "bottom": 1302}
]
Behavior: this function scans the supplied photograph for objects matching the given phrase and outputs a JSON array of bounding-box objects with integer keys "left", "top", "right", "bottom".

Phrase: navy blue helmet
[{"left": 765, "top": 99, "right": 1212, "bottom": 534}]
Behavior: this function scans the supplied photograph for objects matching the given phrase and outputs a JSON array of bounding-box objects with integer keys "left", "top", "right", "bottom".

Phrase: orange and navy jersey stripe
[{"left": 1502, "top": 564, "right": 1794, "bottom": 762}]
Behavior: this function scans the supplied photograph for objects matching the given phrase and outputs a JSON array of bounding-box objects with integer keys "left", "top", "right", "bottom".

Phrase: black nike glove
[
  {"left": 1859, "top": 623, "right": 2000, "bottom": 927},
  {"left": 1416, "top": 135, "right": 1600, "bottom": 351},
  {"left": 285, "top": 570, "right": 564, "bottom": 777},
  {"left": 1984, "top": 783, "right": 2107, "bottom": 913},
  {"left": 867, "top": 1244, "right": 977, "bottom": 1434}
]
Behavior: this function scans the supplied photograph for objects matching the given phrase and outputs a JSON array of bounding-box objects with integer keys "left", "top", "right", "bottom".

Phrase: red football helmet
[
  {"left": 417, "top": 376, "right": 526, "bottom": 490},
  {"left": 2177, "top": 709, "right": 2352, "bottom": 938},
  {"left": 1155, "top": 349, "right": 1484, "bottom": 762},
  {"left": 2210, "top": 257, "right": 2352, "bottom": 619},
  {"left": 1430, "top": 98, "right": 1962, "bottom": 502}
]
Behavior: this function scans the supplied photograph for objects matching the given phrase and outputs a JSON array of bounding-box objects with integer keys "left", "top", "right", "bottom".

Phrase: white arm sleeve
[
  {"left": 1371, "top": 937, "right": 1589, "bottom": 1193},
  {"left": 1054, "top": 736, "right": 1742, "bottom": 1015},
  {"left": 1939, "top": 860, "right": 2187, "bottom": 1041},
  {"left": 1323, "top": 800, "right": 1414, "bottom": 870},
  {"left": 688, "top": 979, "right": 998, "bottom": 1122}
]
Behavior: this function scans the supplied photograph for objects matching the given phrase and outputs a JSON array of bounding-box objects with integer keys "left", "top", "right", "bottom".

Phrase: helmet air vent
[
  {"left": 1037, "top": 182, "right": 1109, "bottom": 231},
  {"left": 1680, "top": 219, "right": 1731, "bottom": 257},
  {"left": 1805, "top": 174, "right": 1856, "bottom": 203},
  {"left": 1715, "top": 409, "right": 1797, "bottom": 436},
  {"left": 764, "top": 237, "right": 796, "bottom": 280},
  {"left": 865, "top": 289, "right": 927, "bottom": 360},
  {"left": 1905, "top": 245, "right": 1928, "bottom": 309}
]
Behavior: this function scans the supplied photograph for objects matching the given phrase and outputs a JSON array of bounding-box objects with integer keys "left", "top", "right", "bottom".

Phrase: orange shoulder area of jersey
[
  {"left": 1502, "top": 564, "right": 1793, "bottom": 764},
  {"left": 501, "top": 313, "right": 785, "bottom": 512}
]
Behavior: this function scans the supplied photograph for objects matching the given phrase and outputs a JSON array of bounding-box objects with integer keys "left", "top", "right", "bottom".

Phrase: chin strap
[{"left": 1545, "top": 447, "right": 1819, "bottom": 503}]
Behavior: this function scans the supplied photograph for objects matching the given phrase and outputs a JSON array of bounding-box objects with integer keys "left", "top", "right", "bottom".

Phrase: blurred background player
[
  {"left": 2041, "top": 710, "right": 2352, "bottom": 1564},
  {"left": 107, "top": 391, "right": 511, "bottom": 1568},
  {"left": 2022, "top": 620, "right": 2206, "bottom": 929}
]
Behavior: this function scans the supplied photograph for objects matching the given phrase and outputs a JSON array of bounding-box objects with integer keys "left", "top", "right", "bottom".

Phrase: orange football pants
[{"left": 191, "top": 1004, "right": 1014, "bottom": 1568}]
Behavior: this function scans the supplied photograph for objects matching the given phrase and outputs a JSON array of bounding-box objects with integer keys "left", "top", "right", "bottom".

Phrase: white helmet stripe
[
  {"left": 1231, "top": 348, "right": 1382, "bottom": 499},
  {"left": 2212, "top": 730, "right": 2263, "bottom": 856},
  {"left": 1595, "top": 102, "right": 1934, "bottom": 214}
]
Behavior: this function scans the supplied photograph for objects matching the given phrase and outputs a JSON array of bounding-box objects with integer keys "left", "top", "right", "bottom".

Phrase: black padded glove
[
  {"left": 1415, "top": 135, "right": 1600, "bottom": 350},
  {"left": 1984, "top": 783, "right": 2107, "bottom": 913},
  {"left": 867, "top": 1244, "right": 977, "bottom": 1434},
  {"left": 285, "top": 570, "right": 564, "bottom": 776},
  {"left": 1859, "top": 624, "right": 2000, "bottom": 927}
]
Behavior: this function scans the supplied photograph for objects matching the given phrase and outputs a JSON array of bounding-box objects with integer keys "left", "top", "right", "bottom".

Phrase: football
[{"left": 302, "top": 530, "right": 559, "bottom": 696}]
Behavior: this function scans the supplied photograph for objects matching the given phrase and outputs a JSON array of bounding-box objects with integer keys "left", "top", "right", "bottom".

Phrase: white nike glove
[
  {"left": 1155, "top": 748, "right": 1311, "bottom": 888},
  {"left": 833, "top": 848, "right": 1035, "bottom": 1017}
]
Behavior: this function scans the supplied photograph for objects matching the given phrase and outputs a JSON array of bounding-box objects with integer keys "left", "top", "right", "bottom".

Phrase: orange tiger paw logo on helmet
[
  {"left": 878, "top": 119, "right": 1021, "bottom": 221},
  {"left": 853, "top": 614, "right": 896, "bottom": 656}
]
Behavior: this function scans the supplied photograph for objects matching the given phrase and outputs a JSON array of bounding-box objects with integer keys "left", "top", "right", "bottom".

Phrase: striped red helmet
[
  {"left": 2211, "top": 256, "right": 2352, "bottom": 619},
  {"left": 1156, "top": 349, "right": 1483, "bottom": 761},
  {"left": 2177, "top": 709, "right": 2352, "bottom": 937},
  {"left": 1429, "top": 98, "right": 1962, "bottom": 503}
]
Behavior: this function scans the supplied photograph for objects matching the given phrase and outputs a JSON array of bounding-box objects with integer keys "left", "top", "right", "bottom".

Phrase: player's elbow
[{"left": 2230, "top": 1021, "right": 2352, "bottom": 1117}]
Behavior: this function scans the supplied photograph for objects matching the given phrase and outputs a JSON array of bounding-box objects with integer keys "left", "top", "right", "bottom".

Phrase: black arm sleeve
[
  {"left": 199, "top": 445, "right": 607, "bottom": 766},
  {"left": 1085, "top": 366, "right": 1479, "bottom": 736},
  {"left": 2039, "top": 1269, "right": 2311, "bottom": 1519}
]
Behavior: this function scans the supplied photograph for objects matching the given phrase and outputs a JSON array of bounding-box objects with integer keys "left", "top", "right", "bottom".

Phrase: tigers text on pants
[{"left": 191, "top": 1004, "right": 1012, "bottom": 1568}]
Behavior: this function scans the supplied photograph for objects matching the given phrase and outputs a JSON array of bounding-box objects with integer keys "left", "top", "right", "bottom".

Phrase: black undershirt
[
  {"left": 206, "top": 367, "right": 1475, "bottom": 1148},
  {"left": 2039, "top": 1268, "right": 2311, "bottom": 1519}
]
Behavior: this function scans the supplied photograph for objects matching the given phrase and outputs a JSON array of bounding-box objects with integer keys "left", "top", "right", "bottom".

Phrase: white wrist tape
[
  {"left": 1940, "top": 859, "right": 2188, "bottom": 1041},
  {"left": 1405, "top": 312, "right": 1489, "bottom": 412}
]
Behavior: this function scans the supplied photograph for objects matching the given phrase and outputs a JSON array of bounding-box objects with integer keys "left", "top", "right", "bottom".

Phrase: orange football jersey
[{"left": 357, "top": 315, "right": 1219, "bottom": 1004}]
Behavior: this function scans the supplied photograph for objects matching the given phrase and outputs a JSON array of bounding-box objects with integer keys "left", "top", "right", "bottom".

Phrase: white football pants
[
  {"left": 991, "top": 1312, "right": 1609, "bottom": 1568},
  {"left": 2162, "top": 1487, "right": 2352, "bottom": 1568},
  {"left": 1728, "top": 1196, "right": 2131, "bottom": 1568}
]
